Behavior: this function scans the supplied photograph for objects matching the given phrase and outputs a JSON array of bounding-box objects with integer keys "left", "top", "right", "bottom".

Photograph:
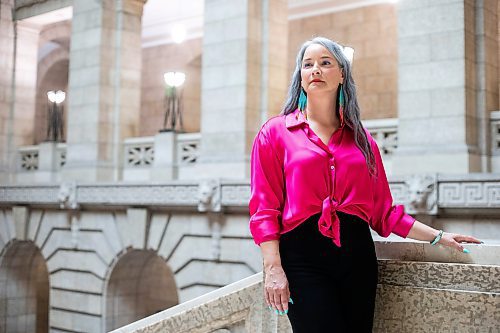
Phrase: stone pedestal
[
  {"left": 151, "top": 131, "right": 177, "bottom": 181},
  {"left": 196, "top": 0, "right": 288, "bottom": 179},
  {"left": 393, "top": 0, "right": 491, "bottom": 175},
  {"left": 63, "top": 0, "right": 146, "bottom": 182},
  {"left": 36, "top": 141, "right": 59, "bottom": 182}
]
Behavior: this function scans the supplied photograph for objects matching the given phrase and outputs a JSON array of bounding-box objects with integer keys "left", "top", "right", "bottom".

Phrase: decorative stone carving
[
  {"left": 439, "top": 181, "right": 500, "bottom": 208},
  {"left": 177, "top": 133, "right": 201, "bottom": 165},
  {"left": 126, "top": 144, "right": 154, "bottom": 167},
  {"left": 221, "top": 183, "right": 250, "bottom": 206},
  {"left": 0, "top": 186, "right": 60, "bottom": 203},
  {"left": 404, "top": 174, "right": 437, "bottom": 215},
  {"left": 197, "top": 179, "right": 221, "bottom": 213},
  {"left": 19, "top": 149, "right": 39, "bottom": 171},
  {"left": 58, "top": 181, "right": 78, "bottom": 209},
  {"left": 1, "top": 177, "right": 499, "bottom": 214},
  {"left": 77, "top": 184, "right": 199, "bottom": 206},
  {"left": 364, "top": 118, "right": 398, "bottom": 156}
]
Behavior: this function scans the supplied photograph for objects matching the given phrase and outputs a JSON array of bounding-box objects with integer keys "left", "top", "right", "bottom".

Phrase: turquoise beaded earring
[
  {"left": 298, "top": 88, "right": 307, "bottom": 111},
  {"left": 338, "top": 84, "right": 345, "bottom": 126}
]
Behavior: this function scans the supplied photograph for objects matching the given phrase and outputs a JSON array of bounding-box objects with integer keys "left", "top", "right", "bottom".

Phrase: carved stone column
[
  {"left": 196, "top": 0, "right": 289, "bottom": 179},
  {"left": 0, "top": 2, "right": 39, "bottom": 184},
  {"left": 393, "top": 0, "right": 497, "bottom": 174},
  {"left": 63, "top": 0, "right": 146, "bottom": 182}
]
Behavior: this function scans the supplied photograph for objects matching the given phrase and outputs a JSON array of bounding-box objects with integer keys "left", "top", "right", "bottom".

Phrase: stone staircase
[{"left": 110, "top": 242, "right": 500, "bottom": 333}]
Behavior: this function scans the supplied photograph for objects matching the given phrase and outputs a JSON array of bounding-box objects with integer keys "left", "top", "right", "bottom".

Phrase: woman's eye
[
  {"left": 303, "top": 63, "right": 311, "bottom": 68},
  {"left": 323, "top": 61, "right": 331, "bottom": 65}
]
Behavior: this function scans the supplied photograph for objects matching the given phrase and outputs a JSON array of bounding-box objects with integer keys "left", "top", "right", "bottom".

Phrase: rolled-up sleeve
[
  {"left": 249, "top": 128, "right": 284, "bottom": 245},
  {"left": 369, "top": 139, "right": 415, "bottom": 238}
]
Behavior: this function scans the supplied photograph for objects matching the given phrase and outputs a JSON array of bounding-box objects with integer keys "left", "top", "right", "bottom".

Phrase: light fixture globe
[
  {"left": 164, "top": 72, "right": 186, "bottom": 87},
  {"left": 342, "top": 46, "right": 354, "bottom": 64},
  {"left": 47, "top": 90, "right": 66, "bottom": 104}
]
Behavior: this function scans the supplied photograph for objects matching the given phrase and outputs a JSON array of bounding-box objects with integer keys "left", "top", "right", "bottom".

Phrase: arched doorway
[
  {"left": 0, "top": 241, "right": 49, "bottom": 333},
  {"left": 105, "top": 250, "right": 178, "bottom": 331}
]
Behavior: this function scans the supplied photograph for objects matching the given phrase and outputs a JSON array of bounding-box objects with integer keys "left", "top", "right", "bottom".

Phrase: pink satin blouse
[{"left": 249, "top": 108, "right": 415, "bottom": 246}]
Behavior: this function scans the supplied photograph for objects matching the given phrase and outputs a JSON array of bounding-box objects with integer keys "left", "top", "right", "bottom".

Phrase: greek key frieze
[{"left": 438, "top": 182, "right": 500, "bottom": 207}]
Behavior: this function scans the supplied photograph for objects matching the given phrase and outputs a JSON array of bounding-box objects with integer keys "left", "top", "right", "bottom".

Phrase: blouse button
[{"left": 330, "top": 165, "right": 334, "bottom": 170}]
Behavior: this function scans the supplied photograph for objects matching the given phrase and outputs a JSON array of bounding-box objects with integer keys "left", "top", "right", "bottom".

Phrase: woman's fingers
[
  {"left": 455, "top": 235, "right": 482, "bottom": 244},
  {"left": 264, "top": 265, "right": 291, "bottom": 315},
  {"left": 440, "top": 233, "right": 482, "bottom": 253},
  {"left": 264, "top": 289, "right": 271, "bottom": 308},
  {"left": 280, "top": 289, "right": 290, "bottom": 313},
  {"left": 273, "top": 290, "right": 284, "bottom": 312}
]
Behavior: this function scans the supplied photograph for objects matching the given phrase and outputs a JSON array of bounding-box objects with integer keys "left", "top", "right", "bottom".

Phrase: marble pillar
[
  {"left": 197, "top": 0, "right": 288, "bottom": 179},
  {"left": 63, "top": 0, "right": 145, "bottom": 182},
  {"left": 0, "top": 0, "right": 15, "bottom": 184},
  {"left": 394, "top": 0, "right": 496, "bottom": 175}
]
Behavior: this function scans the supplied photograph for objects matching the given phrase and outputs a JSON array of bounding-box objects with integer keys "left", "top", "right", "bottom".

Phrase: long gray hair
[{"left": 281, "top": 36, "right": 376, "bottom": 177}]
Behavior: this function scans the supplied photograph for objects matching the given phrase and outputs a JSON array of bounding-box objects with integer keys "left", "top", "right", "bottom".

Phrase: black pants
[{"left": 279, "top": 211, "right": 378, "bottom": 333}]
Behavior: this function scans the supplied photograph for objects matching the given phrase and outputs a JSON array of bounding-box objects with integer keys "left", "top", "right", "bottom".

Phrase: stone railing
[
  {"left": 124, "top": 137, "right": 155, "bottom": 168},
  {"left": 18, "top": 143, "right": 66, "bottom": 173},
  {"left": 13, "top": 111, "right": 500, "bottom": 181},
  {"left": 2, "top": 175, "right": 500, "bottom": 214},
  {"left": 110, "top": 243, "right": 500, "bottom": 333},
  {"left": 18, "top": 145, "right": 39, "bottom": 171},
  {"left": 491, "top": 111, "right": 500, "bottom": 172},
  {"left": 57, "top": 143, "right": 66, "bottom": 167},
  {"left": 122, "top": 133, "right": 201, "bottom": 169},
  {"left": 364, "top": 118, "right": 398, "bottom": 156},
  {"left": 122, "top": 132, "right": 201, "bottom": 181},
  {"left": 15, "top": 132, "right": 202, "bottom": 182},
  {"left": 177, "top": 132, "right": 201, "bottom": 165}
]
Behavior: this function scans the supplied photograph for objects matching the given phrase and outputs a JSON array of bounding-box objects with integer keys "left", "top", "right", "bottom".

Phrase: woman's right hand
[{"left": 264, "top": 263, "right": 291, "bottom": 315}]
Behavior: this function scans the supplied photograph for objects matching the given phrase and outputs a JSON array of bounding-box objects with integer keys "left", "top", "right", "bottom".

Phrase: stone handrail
[{"left": 110, "top": 242, "right": 500, "bottom": 333}]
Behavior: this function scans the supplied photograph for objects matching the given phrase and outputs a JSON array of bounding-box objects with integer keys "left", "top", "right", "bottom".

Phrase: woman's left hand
[{"left": 437, "top": 232, "right": 483, "bottom": 252}]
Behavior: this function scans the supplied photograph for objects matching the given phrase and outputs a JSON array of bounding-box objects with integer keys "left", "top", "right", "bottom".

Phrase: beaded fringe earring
[
  {"left": 298, "top": 89, "right": 307, "bottom": 112},
  {"left": 338, "top": 84, "right": 345, "bottom": 126}
]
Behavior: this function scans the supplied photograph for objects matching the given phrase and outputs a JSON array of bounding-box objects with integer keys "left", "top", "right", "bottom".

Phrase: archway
[
  {"left": 0, "top": 241, "right": 49, "bottom": 333},
  {"left": 105, "top": 250, "right": 178, "bottom": 331}
]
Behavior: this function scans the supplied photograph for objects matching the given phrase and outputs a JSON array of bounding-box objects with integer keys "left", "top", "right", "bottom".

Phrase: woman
[{"left": 248, "top": 37, "right": 482, "bottom": 332}]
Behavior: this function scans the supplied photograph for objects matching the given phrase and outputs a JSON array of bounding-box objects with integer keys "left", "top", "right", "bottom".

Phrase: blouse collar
[{"left": 285, "top": 108, "right": 346, "bottom": 129}]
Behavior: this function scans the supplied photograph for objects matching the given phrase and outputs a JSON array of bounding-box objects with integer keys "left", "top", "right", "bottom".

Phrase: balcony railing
[{"left": 15, "top": 113, "right": 500, "bottom": 181}]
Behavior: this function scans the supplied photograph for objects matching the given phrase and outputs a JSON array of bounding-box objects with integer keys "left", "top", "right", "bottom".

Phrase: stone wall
[
  {"left": 0, "top": 193, "right": 261, "bottom": 332},
  {"left": 288, "top": 3, "right": 398, "bottom": 120}
]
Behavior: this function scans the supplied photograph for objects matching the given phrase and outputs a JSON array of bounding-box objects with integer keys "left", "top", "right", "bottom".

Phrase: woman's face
[{"left": 300, "top": 44, "right": 344, "bottom": 96}]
